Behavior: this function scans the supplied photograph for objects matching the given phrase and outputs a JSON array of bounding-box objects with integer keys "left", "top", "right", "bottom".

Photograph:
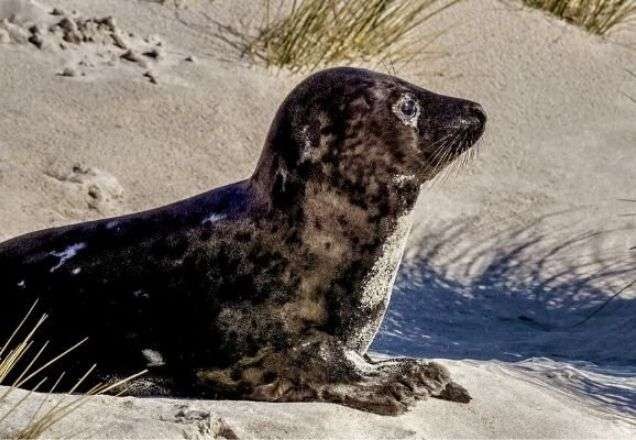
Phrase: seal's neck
[
  {"left": 250, "top": 110, "right": 422, "bottom": 247},
  {"left": 250, "top": 155, "right": 420, "bottom": 253}
]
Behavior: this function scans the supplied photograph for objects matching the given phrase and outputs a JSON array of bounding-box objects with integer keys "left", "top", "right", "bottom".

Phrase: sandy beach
[{"left": 0, "top": 0, "right": 634, "bottom": 437}]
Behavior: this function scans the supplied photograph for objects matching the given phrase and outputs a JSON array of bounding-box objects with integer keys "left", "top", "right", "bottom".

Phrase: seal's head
[{"left": 253, "top": 67, "right": 486, "bottom": 213}]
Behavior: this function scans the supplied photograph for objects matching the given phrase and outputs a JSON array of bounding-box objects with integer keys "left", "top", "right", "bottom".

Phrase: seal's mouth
[
  {"left": 455, "top": 102, "right": 487, "bottom": 154},
  {"left": 423, "top": 99, "right": 487, "bottom": 174},
  {"left": 444, "top": 102, "right": 487, "bottom": 155}
]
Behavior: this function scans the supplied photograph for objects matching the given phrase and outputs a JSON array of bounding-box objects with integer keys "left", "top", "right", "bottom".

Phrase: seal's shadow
[
  {"left": 372, "top": 214, "right": 636, "bottom": 415},
  {"left": 373, "top": 215, "right": 635, "bottom": 365}
]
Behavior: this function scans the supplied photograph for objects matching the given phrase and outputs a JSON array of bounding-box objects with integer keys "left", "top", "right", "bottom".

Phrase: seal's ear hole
[
  {"left": 297, "top": 120, "right": 321, "bottom": 162},
  {"left": 273, "top": 167, "right": 288, "bottom": 195}
]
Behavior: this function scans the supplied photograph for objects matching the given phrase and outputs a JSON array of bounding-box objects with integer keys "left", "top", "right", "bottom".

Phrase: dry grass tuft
[
  {"left": 522, "top": 0, "right": 636, "bottom": 35},
  {"left": 0, "top": 301, "right": 146, "bottom": 439},
  {"left": 236, "top": 0, "right": 462, "bottom": 72}
]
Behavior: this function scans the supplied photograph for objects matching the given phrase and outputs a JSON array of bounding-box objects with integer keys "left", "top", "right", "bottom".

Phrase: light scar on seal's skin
[{"left": 0, "top": 67, "right": 486, "bottom": 415}]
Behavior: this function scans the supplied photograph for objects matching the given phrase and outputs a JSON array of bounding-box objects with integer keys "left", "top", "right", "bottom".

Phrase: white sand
[
  {"left": 0, "top": 360, "right": 633, "bottom": 439},
  {"left": 0, "top": 0, "right": 634, "bottom": 438}
]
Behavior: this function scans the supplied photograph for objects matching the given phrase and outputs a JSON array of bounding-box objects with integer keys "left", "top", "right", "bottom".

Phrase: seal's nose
[{"left": 461, "top": 102, "right": 487, "bottom": 129}]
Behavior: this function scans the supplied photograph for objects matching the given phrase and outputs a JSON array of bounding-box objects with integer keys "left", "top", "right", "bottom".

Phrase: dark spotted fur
[{"left": 0, "top": 67, "right": 485, "bottom": 415}]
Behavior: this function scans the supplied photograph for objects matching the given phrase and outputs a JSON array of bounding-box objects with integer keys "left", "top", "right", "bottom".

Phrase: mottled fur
[{"left": 0, "top": 67, "right": 485, "bottom": 415}]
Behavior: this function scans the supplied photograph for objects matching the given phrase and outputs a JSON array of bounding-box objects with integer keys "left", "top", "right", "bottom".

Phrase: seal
[{"left": 0, "top": 67, "right": 486, "bottom": 415}]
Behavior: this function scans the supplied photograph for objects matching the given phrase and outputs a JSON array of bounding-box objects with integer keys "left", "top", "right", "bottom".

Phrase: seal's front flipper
[
  {"left": 368, "top": 356, "right": 472, "bottom": 404},
  {"left": 435, "top": 380, "right": 472, "bottom": 403},
  {"left": 329, "top": 355, "right": 468, "bottom": 414},
  {"left": 196, "top": 337, "right": 469, "bottom": 415}
]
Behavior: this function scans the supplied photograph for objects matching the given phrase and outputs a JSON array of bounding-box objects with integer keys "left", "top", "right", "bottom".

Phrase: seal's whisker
[
  {"left": 431, "top": 146, "right": 453, "bottom": 183},
  {"left": 443, "top": 132, "right": 465, "bottom": 181},
  {"left": 451, "top": 135, "right": 465, "bottom": 177},
  {"left": 449, "top": 147, "right": 464, "bottom": 180},
  {"left": 429, "top": 132, "right": 455, "bottom": 166},
  {"left": 431, "top": 132, "right": 458, "bottom": 171},
  {"left": 449, "top": 129, "right": 472, "bottom": 180},
  {"left": 457, "top": 131, "right": 472, "bottom": 174},
  {"left": 430, "top": 142, "right": 457, "bottom": 186}
]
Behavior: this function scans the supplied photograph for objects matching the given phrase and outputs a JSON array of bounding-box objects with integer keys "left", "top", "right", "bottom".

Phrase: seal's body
[{"left": 0, "top": 67, "right": 485, "bottom": 415}]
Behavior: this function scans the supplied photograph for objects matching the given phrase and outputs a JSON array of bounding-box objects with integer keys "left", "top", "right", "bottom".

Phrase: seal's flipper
[
  {"left": 435, "top": 381, "right": 472, "bottom": 404},
  {"left": 318, "top": 355, "right": 460, "bottom": 415},
  {"left": 195, "top": 336, "right": 467, "bottom": 415}
]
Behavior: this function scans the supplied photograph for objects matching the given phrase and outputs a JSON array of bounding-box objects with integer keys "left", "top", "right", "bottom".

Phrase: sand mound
[
  {"left": 0, "top": 0, "right": 187, "bottom": 82},
  {"left": 43, "top": 164, "right": 126, "bottom": 217}
]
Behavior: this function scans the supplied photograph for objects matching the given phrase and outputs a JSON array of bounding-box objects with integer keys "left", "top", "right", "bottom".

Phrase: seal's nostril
[{"left": 465, "top": 103, "right": 487, "bottom": 126}]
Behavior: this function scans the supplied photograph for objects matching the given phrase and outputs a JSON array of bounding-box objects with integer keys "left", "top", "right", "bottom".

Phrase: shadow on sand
[{"left": 373, "top": 210, "right": 635, "bottom": 416}]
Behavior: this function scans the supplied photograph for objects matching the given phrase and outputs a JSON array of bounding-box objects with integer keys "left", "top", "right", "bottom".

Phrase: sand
[
  {"left": 0, "top": 0, "right": 634, "bottom": 438},
  {"left": 0, "top": 360, "right": 633, "bottom": 439}
]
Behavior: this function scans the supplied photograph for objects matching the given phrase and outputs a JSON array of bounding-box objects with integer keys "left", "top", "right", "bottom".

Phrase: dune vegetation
[
  {"left": 229, "top": 0, "right": 635, "bottom": 71},
  {"left": 238, "top": 0, "right": 462, "bottom": 72},
  {"left": 522, "top": 0, "right": 636, "bottom": 35},
  {"left": 0, "top": 302, "right": 145, "bottom": 439}
]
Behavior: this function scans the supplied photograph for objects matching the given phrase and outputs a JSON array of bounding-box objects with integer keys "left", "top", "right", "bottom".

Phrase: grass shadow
[
  {"left": 374, "top": 213, "right": 635, "bottom": 363},
  {"left": 371, "top": 213, "right": 636, "bottom": 414},
  {"left": 372, "top": 211, "right": 635, "bottom": 415}
]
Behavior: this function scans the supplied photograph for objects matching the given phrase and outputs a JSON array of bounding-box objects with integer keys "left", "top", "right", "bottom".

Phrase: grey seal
[{"left": 0, "top": 67, "right": 486, "bottom": 415}]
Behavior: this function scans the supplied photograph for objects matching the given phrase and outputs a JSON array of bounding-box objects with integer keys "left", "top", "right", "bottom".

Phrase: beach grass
[
  {"left": 0, "top": 301, "right": 145, "bottom": 439},
  {"left": 522, "top": 0, "right": 636, "bottom": 35},
  {"left": 238, "top": 0, "right": 462, "bottom": 72}
]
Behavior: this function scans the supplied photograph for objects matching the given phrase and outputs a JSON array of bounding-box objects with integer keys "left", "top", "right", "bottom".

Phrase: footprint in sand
[
  {"left": 0, "top": 0, "right": 178, "bottom": 83},
  {"left": 43, "top": 164, "right": 126, "bottom": 218}
]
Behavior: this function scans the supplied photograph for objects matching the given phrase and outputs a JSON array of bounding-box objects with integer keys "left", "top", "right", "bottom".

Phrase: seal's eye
[
  {"left": 399, "top": 98, "right": 418, "bottom": 119},
  {"left": 392, "top": 95, "right": 420, "bottom": 127}
]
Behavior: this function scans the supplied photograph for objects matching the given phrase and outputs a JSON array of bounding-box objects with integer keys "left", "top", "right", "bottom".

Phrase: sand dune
[{"left": 0, "top": 0, "right": 634, "bottom": 437}]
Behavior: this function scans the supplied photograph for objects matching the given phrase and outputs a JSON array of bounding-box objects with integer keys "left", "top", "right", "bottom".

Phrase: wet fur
[{"left": 0, "top": 67, "right": 485, "bottom": 415}]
